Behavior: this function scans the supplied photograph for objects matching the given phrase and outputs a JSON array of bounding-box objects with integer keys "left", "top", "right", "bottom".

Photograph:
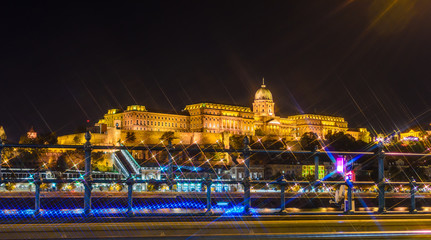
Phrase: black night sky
[{"left": 1, "top": 1, "right": 431, "bottom": 141}]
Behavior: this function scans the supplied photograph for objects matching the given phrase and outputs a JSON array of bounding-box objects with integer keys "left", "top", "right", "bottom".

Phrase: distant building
[
  {"left": 265, "top": 163, "right": 325, "bottom": 180},
  {"left": 27, "top": 127, "right": 37, "bottom": 139},
  {"left": 59, "top": 80, "right": 370, "bottom": 146},
  {"left": 0, "top": 126, "right": 6, "bottom": 140},
  {"left": 265, "top": 163, "right": 303, "bottom": 179},
  {"left": 400, "top": 129, "right": 425, "bottom": 142},
  {"left": 347, "top": 128, "right": 371, "bottom": 143},
  {"left": 302, "top": 165, "right": 325, "bottom": 179},
  {"left": 229, "top": 165, "right": 265, "bottom": 180}
]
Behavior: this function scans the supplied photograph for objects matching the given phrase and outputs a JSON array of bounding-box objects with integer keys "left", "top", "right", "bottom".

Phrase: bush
[{"left": 5, "top": 183, "right": 16, "bottom": 191}]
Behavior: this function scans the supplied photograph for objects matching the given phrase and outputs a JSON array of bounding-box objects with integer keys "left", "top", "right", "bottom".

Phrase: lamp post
[
  {"left": 313, "top": 145, "right": 319, "bottom": 181},
  {"left": 126, "top": 174, "right": 135, "bottom": 216},
  {"left": 410, "top": 176, "right": 417, "bottom": 213},
  {"left": 204, "top": 175, "right": 213, "bottom": 215},
  {"left": 83, "top": 131, "right": 93, "bottom": 215},
  {"left": 377, "top": 142, "right": 386, "bottom": 213},
  {"left": 167, "top": 140, "right": 173, "bottom": 191},
  {"left": 279, "top": 174, "right": 288, "bottom": 214},
  {"left": 33, "top": 172, "right": 42, "bottom": 216},
  {"left": 243, "top": 136, "right": 251, "bottom": 215}
]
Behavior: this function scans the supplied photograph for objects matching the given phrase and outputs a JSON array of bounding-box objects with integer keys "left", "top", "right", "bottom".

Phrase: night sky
[{"left": 1, "top": 0, "right": 431, "bottom": 141}]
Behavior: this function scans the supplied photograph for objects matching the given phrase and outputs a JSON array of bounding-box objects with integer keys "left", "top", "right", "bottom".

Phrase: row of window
[
  {"left": 292, "top": 115, "right": 344, "bottom": 122},
  {"left": 124, "top": 113, "right": 187, "bottom": 122},
  {"left": 124, "top": 120, "right": 188, "bottom": 129}
]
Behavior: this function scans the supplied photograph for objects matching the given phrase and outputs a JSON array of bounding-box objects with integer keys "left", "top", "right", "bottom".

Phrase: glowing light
[
  {"left": 336, "top": 156, "right": 344, "bottom": 173},
  {"left": 0, "top": 200, "right": 256, "bottom": 218}
]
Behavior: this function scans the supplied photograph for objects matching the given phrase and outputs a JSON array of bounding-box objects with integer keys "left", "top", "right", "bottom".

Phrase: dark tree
[
  {"left": 325, "top": 132, "right": 354, "bottom": 151},
  {"left": 37, "top": 132, "right": 58, "bottom": 145},
  {"left": 252, "top": 139, "right": 285, "bottom": 150},
  {"left": 386, "top": 141, "right": 427, "bottom": 153},
  {"left": 19, "top": 132, "right": 57, "bottom": 145},
  {"left": 51, "top": 154, "right": 70, "bottom": 173},
  {"left": 73, "top": 135, "right": 81, "bottom": 144},
  {"left": 9, "top": 150, "right": 41, "bottom": 169},
  {"left": 125, "top": 132, "right": 136, "bottom": 143},
  {"left": 160, "top": 131, "right": 175, "bottom": 142},
  {"left": 254, "top": 128, "right": 264, "bottom": 136},
  {"left": 229, "top": 135, "right": 245, "bottom": 149},
  {"left": 300, "top": 132, "right": 320, "bottom": 151}
]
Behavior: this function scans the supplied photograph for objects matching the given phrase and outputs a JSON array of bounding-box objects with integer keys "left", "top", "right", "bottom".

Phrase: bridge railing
[{"left": 1, "top": 133, "right": 431, "bottom": 216}]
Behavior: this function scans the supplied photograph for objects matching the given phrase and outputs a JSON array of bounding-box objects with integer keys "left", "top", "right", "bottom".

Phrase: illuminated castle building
[
  {"left": 59, "top": 80, "right": 370, "bottom": 146},
  {"left": 0, "top": 126, "right": 6, "bottom": 141},
  {"left": 27, "top": 127, "right": 37, "bottom": 139}
]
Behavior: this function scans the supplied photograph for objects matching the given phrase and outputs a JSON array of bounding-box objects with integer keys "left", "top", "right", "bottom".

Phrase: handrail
[
  {"left": 1, "top": 138, "right": 431, "bottom": 216},
  {"left": 119, "top": 144, "right": 141, "bottom": 174},
  {"left": 3, "top": 143, "right": 431, "bottom": 157},
  {"left": 112, "top": 152, "right": 131, "bottom": 178}
]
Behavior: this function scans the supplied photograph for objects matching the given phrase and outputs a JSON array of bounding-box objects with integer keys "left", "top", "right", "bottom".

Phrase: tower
[
  {"left": 27, "top": 126, "right": 37, "bottom": 139},
  {"left": 253, "top": 78, "right": 275, "bottom": 117}
]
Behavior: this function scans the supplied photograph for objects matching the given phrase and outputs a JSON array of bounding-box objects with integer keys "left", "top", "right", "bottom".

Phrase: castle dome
[{"left": 254, "top": 78, "right": 273, "bottom": 100}]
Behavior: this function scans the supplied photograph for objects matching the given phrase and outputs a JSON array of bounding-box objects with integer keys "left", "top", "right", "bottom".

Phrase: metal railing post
[
  {"left": 313, "top": 145, "right": 319, "bottom": 181},
  {"left": 0, "top": 138, "right": 3, "bottom": 183},
  {"left": 279, "top": 175, "right": 288, "bottom": 214},
  {"left": 377, "top": 142, "right": 386, "bottom": 213},
  {"left": 126, "top": 174, "right": 135, "bottom": 216},
  {"left": 167, "top": 140, "right": 173, "bottom": 191},
  {"left": 243, "top": 136, "right": 251, "bottom": 215},
  {"left": 345, "top": 179, "right": 353, "bottom": 214},
  {"left": 83, "top": 131, "right": 93, "bottom": 215},
  {"left": 34, "top": 173, "right": 41, "bottom": 216},
  {"left": 204, "top": 176, "right": 212, "bottom": 215},
  {"left": 410, "top": 176, "right": 417, "bottom": 213}
]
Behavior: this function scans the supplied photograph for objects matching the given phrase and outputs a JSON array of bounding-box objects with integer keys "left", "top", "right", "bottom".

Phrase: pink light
[{"left": 336, "top": 157, "right": 344, "bottom": 173}]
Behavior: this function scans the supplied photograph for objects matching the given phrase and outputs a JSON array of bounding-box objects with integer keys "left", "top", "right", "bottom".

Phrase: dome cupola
[
  {"left": 252, "top": 78, "right": 275, "bottom": 117},
  {"left": 254, "top": 78, "right": 273, "bottom": 100}
]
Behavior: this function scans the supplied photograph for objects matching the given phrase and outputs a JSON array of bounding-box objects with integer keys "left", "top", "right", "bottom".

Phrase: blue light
[
  {"left": 216, "top": 202, "right": 229, "bottom": 206},
  {"left": 0, "top": 201, "right": 258, "bottom": 218}
]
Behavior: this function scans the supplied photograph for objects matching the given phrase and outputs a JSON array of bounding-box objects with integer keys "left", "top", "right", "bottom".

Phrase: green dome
[{"left": 254, "top": 80, "right": 273, "bottom": 100}]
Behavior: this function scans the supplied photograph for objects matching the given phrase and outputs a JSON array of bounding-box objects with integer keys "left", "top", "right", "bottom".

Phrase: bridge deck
[{"left": 1, "top": 214, "right": 431, "bottom": 239}]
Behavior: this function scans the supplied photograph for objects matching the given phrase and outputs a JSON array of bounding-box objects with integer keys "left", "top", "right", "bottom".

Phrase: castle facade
[{"left": 58, "top": 80, "right": 370, "bottom": 146}]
